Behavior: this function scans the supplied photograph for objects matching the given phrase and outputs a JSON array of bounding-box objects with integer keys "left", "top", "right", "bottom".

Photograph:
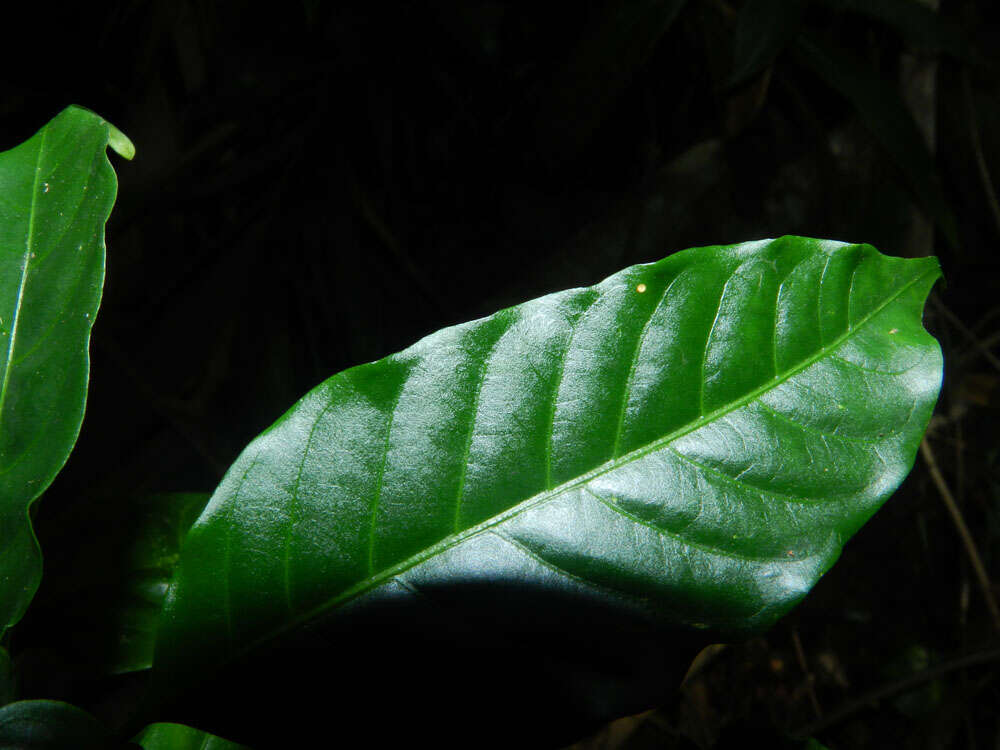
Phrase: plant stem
[
  {"left": 920, "top": 438, "right": 1000, "bottom": 632},
  {"left": 793, "top": 645, "right": 1000, "bottom": 738}
]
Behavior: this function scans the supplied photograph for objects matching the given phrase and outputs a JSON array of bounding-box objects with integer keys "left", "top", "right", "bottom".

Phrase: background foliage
[{"left": 2, "top": 1, "right": 998, "bottom": 747}]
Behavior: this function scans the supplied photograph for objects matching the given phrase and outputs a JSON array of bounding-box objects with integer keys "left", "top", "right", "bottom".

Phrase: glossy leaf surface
[
  {"left": 0, "top": 700, "right": 109, "bottom": 749},
  {"left": 136, "top": 722, "right": 249, "bottom": 750},
  {"left": 154, "top": 236, "right": 942, "bottom": 714},
  {"left": 0, "top": 106, "right": 132, "bottom": 630}
]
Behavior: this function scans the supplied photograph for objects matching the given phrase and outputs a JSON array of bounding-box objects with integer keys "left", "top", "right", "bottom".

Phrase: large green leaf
[
  {"left": 0, "top": 105, "right": 132, "bottom": 630},
  {"left": 151, "top": 236, "right": 941, "bottom": 744}
]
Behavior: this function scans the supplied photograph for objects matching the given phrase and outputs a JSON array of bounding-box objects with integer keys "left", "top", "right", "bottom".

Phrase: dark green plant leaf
[
  {"left": 0, "top": 105, "right": 132, "bottom": 631},
  {"left": 32, "top": 492, "right": 209, "bottom": 676},
  {"left": 0, "top": 700, "right": 109, "bottom": 749},
  {"left": 793, "top": 35, "right": 959, "bottom": 251},
  {"left": 150, "top": 236, "right": 941, "bottom": 742},
  {"left": 135, "top": 722, "right": 249, "bottom": 750},
  {"left": 728, "top": 0, "right": 810, "bottom": 89},
  {"left": 103, "top": 492, "right": 210, "bottom": 675}
]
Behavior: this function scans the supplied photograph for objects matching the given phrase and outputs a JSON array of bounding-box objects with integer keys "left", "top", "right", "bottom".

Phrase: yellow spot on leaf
[{"left": 636, "top": 283, "right": 647, "bottom": 293}]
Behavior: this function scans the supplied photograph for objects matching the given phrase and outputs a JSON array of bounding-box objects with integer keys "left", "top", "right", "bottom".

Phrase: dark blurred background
[{"left": 3, "top": 1, "right": 999, "bottom": 747}]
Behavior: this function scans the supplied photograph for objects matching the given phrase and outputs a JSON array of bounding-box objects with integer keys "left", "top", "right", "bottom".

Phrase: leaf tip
[
  {"left": 107, "top": 124, "right": 136, "bottom": 161},
  {"left": 63, "top": 105, "right": 135, "bottom": 160}
]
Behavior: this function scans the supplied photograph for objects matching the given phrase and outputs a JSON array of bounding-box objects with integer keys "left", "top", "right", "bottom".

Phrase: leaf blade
[
  {"left": 154, "top": 235, "right": 942, "bottom": 713},
  {"left": 0, "top": 106, "right": 130, "bottom": 629}
]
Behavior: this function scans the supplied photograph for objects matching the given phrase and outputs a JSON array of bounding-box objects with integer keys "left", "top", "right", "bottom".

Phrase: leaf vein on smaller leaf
[
  {"left": 10, "top": 216, "right": 95, "bottom": 370},
  {"left": 0, "top": 130, "right": 46, "bottom": 434},
  {"left": 29, "top": 150, "right": 99, "bottom": 268}
]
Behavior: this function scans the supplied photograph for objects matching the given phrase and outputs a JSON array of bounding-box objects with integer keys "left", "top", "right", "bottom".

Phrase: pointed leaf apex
[{"left": 106, "top": 123, "right": 135, "bottom": 161}]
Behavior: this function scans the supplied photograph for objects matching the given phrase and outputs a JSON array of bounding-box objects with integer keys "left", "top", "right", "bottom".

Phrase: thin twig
[
  {"left": 931, "top": 294, "right": 1000, "bottom": 375},
  {"left": 920, "top": 438, "right": 1000, "bottom": 632},
  {"left": 791, "top": 627, "right": 822, "bottom": 719},
  {"left": 794, "top": 646, "right": 1000, "bottom": 738}
]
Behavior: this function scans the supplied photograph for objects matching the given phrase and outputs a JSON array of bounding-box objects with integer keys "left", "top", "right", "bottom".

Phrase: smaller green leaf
[
  {"left": 0, "top": 105, "right": 132, "bottom": 631},
  {"left": 0, "top": 700, "right": 109, "bottom": 749},
  {"left": 728, "top": 0, "right": 809, "bottom": 89},
  {"left": 135, "top": 723, "right": 249, "bottom": 750},
  {"left": 105, "top": 493, "right": 210, "bottom": 674},
  {"left": 794, "top": 35, "right": 959, "bottom": 250}
]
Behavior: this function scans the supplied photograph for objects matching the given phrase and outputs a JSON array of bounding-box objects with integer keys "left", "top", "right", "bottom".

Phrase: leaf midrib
[
  {"left": 229, "top": 263, "right": 937, "bottom": 659},
  {"left": 0, "top": 130, "right": 46, "bottom": 440}
]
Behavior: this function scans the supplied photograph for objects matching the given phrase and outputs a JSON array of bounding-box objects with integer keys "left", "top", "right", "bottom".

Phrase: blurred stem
[
  {"left": 791, "top": 627, "right": 822, "bottom": 719},
  {"left": 930, "top": 294, "right": 1000, "bottom": 375},
  {"left": 919, "top": 438, "right": 1000, "bottom": 632},
  {"left": 795, "top": 645, "right": 1000, "bottom": 739}
]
